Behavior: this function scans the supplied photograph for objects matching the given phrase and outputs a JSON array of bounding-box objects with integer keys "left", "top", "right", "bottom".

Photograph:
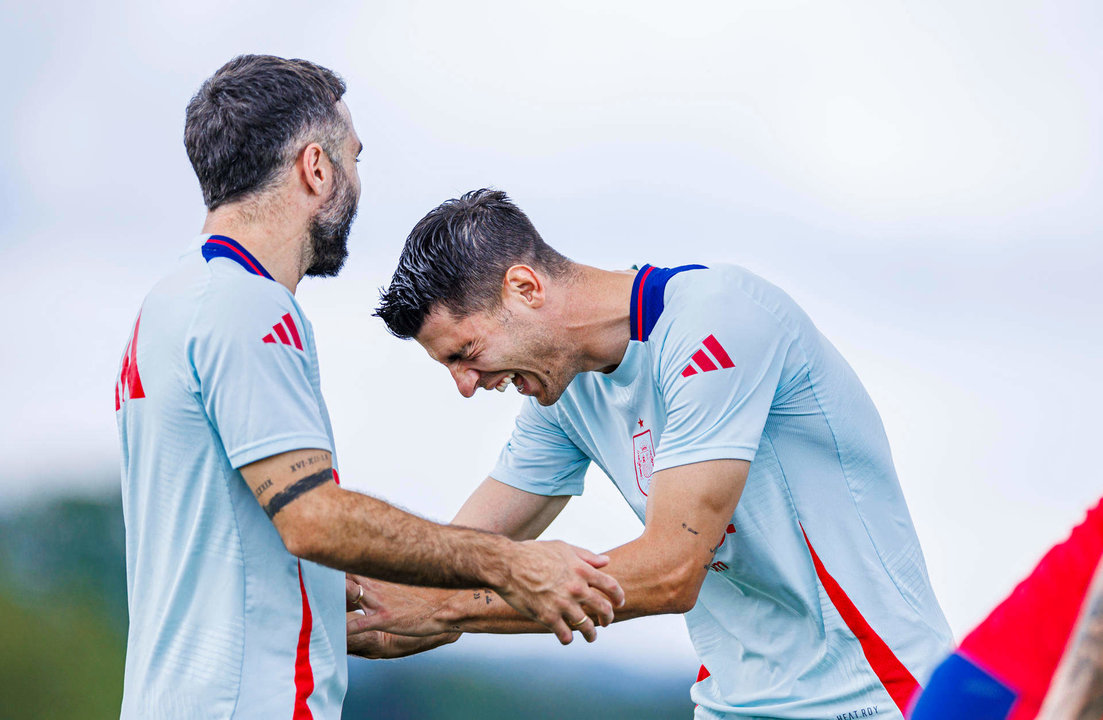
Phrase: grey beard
[{"left": 305, "top": 171, "right": 359, "bottom": 278}]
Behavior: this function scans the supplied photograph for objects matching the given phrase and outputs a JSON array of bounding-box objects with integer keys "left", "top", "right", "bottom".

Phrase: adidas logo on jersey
[
  {"left": 263, "top": 313, "right": 304, "bottom": 351},
  {"left": 680, "top": 334, "right": 735, "bottom": 377}
]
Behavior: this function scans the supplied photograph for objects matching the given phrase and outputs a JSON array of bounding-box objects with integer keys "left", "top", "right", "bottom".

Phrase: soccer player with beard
[{"left": 113, "top": 57, "right": 622, "bottom": 719}]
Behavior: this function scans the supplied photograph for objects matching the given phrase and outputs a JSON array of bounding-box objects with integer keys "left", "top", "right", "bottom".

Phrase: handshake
[{"left": 344, "top": 539, "right": 626, "bottom": 659}]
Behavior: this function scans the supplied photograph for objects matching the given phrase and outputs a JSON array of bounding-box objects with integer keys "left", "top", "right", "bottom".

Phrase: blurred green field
[{"left": 0, "top": 492, "right": 691, "bottom": 719}]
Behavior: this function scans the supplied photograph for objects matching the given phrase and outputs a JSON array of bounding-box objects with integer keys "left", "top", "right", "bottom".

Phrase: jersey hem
[
  {"left": 228, "top": 434, "right": 335, "bottom": 469},
  {"left": 488, "top": 467, "right": 585, "bottom": 497},
  {"left": 653, "top": 445, "right": 756, "bottom": 474}
]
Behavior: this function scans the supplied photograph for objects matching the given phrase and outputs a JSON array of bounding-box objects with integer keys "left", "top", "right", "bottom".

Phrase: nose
[{"left": 449, "top": 364, "right": 479, "bottom": 398}]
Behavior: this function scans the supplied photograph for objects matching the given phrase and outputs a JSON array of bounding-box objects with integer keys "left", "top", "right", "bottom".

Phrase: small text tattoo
[
  {"left": 254, "top": 478, "right": 273, "bottom": 497},
  {"left": 289, "top": 453, "right": 329, "bottom": 474},
  {"left": 682, "top": 523, "right": 699, "bottom": 535},
  {"left": 263, "top": 469, "right": 332, "bottom": 518}
]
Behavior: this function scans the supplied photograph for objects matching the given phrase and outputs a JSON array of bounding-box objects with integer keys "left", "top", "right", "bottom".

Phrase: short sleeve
[
  {"left": 189, "top": 281, "right": 332, "bottom": 469},
  {"left": 490, "top": 398, "right": 590, "bottom": 496},
  {"left": 653, "top": 285, "right": 795, "bottom": 473}
]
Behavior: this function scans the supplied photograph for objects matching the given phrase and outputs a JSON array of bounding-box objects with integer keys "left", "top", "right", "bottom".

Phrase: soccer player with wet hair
[{"left": 355, "top": 189, "right": 953, "bottom": 719}]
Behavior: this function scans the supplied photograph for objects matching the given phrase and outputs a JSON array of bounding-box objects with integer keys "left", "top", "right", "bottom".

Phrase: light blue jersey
[
  {"left": 114, "top": 236, "right": 345, "bottom": 719},
  {"left": 491, "top": 264, "right": 952, "bottom": 720}
]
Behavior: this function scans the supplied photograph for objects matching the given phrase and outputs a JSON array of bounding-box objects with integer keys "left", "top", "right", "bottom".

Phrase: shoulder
[
  {"left": 194, "top": 266, "right": 307, "bottom": 343},
  {"left": 646, "top": 264, "right": 803, "bottom": 381},
  {"left": 655, "top": 264, "right": 791, "bottom": 341}
]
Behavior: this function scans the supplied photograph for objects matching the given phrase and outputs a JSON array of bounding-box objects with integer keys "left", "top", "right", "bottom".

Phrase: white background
[{"left": 1, "top": 0, "right": 1100, "bottom": 672}]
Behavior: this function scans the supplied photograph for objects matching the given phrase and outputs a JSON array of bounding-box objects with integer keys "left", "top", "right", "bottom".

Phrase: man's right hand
[{"left": 496, "top": 539, "right": 624, "bottom": 644}]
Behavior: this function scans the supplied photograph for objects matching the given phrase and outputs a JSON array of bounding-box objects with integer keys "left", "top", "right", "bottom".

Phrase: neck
[
  {"left": 559, "top": 265, "right": 637, "bottom": 373},
  {"left": 201, "top": 197, "right": 311, "bottom": 294}
]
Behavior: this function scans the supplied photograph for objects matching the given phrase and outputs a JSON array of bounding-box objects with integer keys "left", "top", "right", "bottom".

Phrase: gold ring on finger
[{"left": 569, "top": 616, "right": 588, "bottom": 628}]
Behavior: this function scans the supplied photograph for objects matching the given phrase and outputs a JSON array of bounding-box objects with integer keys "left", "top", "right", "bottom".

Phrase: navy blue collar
[
  {"left": 629, "top": 263, "right": 708, "bottom": 342},
  {"left": 201, "top": 235, "right": 274, "bottom": 280}
]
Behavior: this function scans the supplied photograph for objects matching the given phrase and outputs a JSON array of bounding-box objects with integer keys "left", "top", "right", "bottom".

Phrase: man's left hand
[{"left": 346, "top": 573, "right": 457, "bottom": 637}]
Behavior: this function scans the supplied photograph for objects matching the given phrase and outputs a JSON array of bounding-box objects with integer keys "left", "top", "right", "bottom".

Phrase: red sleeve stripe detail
[
  {"left": 692, "top": 349, "right": 718, "bottom": 372},
  {"left": 703, "top": 334, "right": 735, "bottom": 368},
  {"left": 332, "top": 469, "right": 340, "bottom": 485},
  {"left": 263, "top": 334, "right": 277, "bottom": 344},
  {"left": 636, "top": 266, "right": 657, "bottom": 342},
  {"left": 273, "top": 323, "right": 292, "bottom": 346},
  {"left": 696, "top": 665, "right": 711, "bottom": 682},
  {"left": 282, "top": 313, "right": 303, "bottom": 350},
  {"left": 681, "top": 365, "right": 698, "bottom": 378},
  {"left": 293, "top": 561, "right": 315, "bottom": 719},
  {"left": 800, "top": 524, "right": 920, "bottom": 714}
]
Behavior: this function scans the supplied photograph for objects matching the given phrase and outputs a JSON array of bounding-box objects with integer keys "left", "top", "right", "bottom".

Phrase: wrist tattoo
[{"left": 263, "top": 469, "right": 332, "bottom": 518}]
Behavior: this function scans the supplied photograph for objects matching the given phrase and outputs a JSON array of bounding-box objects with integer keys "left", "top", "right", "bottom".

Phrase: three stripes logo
[
  {"left": 263, "top": 313, "right": 304, "bottom": 351},
  {"left": 680, "top": 334, "right": 735, "bottom": 378}
]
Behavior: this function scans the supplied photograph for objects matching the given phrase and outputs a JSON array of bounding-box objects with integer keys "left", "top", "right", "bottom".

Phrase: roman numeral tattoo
[{"left": 263, "top": 469, "right": 333, "bottom": 518}]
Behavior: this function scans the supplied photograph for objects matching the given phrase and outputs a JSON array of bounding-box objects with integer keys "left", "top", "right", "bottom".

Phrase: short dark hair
[
  {"left": 375, "top": 189, "right": 573, "bottom": 339},
  {"left": 184, "top": 55, "right": 347, "bottom": 210}
]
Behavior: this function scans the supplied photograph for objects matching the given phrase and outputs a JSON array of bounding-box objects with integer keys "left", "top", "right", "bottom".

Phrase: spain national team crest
[{"left": 633, "top": 429, "right": 655, "bottom": 496}]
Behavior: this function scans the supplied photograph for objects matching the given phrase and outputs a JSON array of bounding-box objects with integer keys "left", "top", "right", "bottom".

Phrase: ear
[
  {"left": 297, "top": 142, "right": 331, "bottom": 198},
  {"left": 502, "top": 265, "right": 545, "bottom": 309}
]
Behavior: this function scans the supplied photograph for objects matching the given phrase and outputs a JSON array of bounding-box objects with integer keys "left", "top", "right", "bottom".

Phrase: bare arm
[
  {"left": 1037, "top": 555, "right": 1103, "bottom": 720},
  {"left": 241, "top": 448, "right": 623, "bottom": 644},
  {"left": 350, "top": 460, "right": 747, "bottom": 638}
]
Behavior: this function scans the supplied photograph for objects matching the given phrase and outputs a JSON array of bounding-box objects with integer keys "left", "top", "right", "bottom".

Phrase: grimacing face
[{"left": 415, "top": 304, "right": 580, "bottom": 407}]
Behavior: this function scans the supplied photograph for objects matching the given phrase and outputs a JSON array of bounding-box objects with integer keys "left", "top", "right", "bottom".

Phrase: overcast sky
[{"left": 2, "top": 0, "right": 1100, "bottom": 671}]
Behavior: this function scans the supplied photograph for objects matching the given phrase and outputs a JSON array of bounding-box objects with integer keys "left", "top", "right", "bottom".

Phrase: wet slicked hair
[
  {"left": 375, "top": 189, "right": 572, "bottom": 339},
  {"left": 184, "top": 54, "right": 347, "bottom": 210}
]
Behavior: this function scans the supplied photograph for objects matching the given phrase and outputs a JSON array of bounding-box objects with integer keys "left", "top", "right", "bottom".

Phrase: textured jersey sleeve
[
  {"left": 189, "top": 281, "right": 332, "bottom": 469},
  {"left": 490, "top": 398, "right": 590, "bottom": 496},
  {"left": 653, "top": 283, "right": 795, "bottom": 473}
]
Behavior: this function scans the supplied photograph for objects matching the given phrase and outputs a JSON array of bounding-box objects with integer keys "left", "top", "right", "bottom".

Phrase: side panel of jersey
[{"left": 116, "top": 243, "right": 345, "bottom": 719}]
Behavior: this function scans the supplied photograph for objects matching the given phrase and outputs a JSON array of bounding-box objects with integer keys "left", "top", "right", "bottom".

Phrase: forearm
[
  {"left": 440, "top": 534, "right": 706, "bottom": 633},
  {"left": 1038, "top": 557, "right": 1103, "bottom": 720},
  {"left": 287, "top": 485, "right": 513, "bottom": 590}
]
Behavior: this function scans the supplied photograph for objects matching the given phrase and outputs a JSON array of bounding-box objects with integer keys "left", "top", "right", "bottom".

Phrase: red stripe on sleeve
[
  {"left": 282, "top": 313, "right": 303, "bottom": 350},
  {"left": 703, "top": 334, "right": 735, "bottom": 368},
  {"left": 681, "top": 365, "right": 698, "bottom": 378},
  {"left": 293, "top": 561, "right": 315, "bottom": 719},
  {"left": 696, "top": 665, "right": 711, "bottom": 682},
  {"left": 273, "top": 323, "right": 292, "bottom": 347},
  {"left": 800, "top": 524, "right": 919, "bottom": 714},
  {"left": 692, "top": 349, "right": 718, "bottom": 372}
]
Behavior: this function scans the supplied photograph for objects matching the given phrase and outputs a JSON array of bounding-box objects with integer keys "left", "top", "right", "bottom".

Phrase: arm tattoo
[
  {"left": 289, "top": 453, "right": 329, "bottom": 474},
  {"left": 682, "top": 522, "right": 699, "bottom": 535},
  {"left": 263, "top": 469, "right": 332, "bottom": 519}
]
